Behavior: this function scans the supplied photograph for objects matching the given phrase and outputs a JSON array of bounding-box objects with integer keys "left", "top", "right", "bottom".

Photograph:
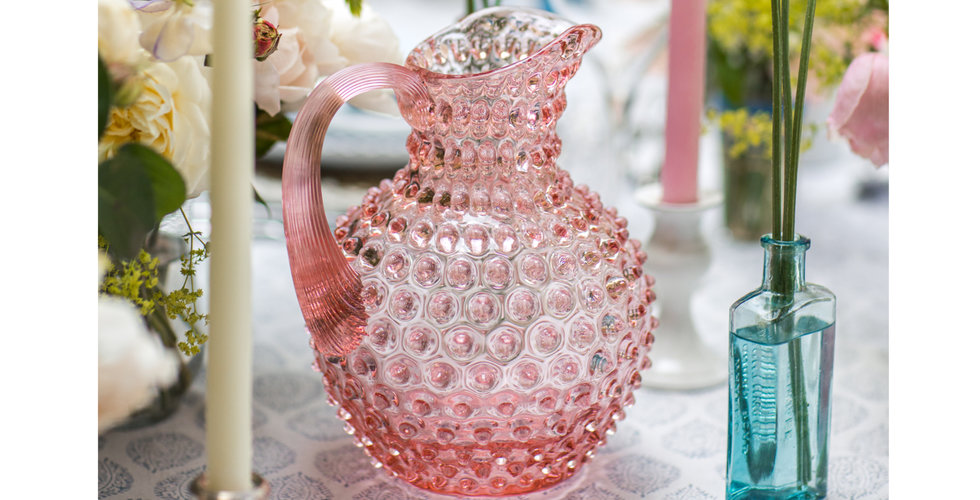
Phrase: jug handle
[{"left": 282, "top": 63, "right": 431, "bottom": 358}]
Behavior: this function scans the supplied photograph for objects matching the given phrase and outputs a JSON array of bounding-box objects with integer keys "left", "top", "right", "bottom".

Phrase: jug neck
[
  {"left": 396, "top": 7, "right": 600, "bottom": 189},
  {"left": 760, "top": 234, "right": 810, "bottom": 295},
  {"left": 404, "top": 113, "right": 564, "bottom": 186}
]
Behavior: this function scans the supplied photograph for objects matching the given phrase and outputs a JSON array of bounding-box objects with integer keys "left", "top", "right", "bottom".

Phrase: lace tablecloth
[{"left": 98, "top": 154, "right": 888, "bottom": 500}]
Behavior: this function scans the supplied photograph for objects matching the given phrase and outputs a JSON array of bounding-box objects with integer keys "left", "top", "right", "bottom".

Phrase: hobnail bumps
[{"left": 308, "top": 8, "right": 658, "bottom": 497}]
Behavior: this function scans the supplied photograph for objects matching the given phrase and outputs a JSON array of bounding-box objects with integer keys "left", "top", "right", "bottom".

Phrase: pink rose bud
[
  {"left": 827, "top": 52, "right": 889, "bottom": 167},
  {"left": 253, "top": 17, "right": 281, "bottom": 62}
]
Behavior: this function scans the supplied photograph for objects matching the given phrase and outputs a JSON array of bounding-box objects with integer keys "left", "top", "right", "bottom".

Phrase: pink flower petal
[
  {"left": 827, "top": 52, "right": 889, "bottom": 167},
  {"left": 254, "top": 60, "right": 282, "bottom": 116}
]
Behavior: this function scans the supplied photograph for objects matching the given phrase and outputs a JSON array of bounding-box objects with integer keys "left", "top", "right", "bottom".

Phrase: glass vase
[
  {"left": 114, "top": 232, "right": 206, "bottom": 430},
  {"left": 726, "top": 235, "right": 836, "bottom": 499},
  {"left": 722, "top": 132, "right": 772, "bottom": 242}
]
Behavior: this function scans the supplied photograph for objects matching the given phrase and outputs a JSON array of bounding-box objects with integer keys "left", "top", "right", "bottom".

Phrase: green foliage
[
  {"left": 99, "top": 227, "right": 211, "bottom": 357},
  {"left": 867, "top": 0, "right": 888, "bottom": 13},
  {"left": 346, "top": 0, "right": 362, "bottom": 16},
  {"left": 710, "top": 109, "right": 773, "bottom": 159},
  {"left": 254, "top": 107, "right": 293, "bottom": 159},
  {"left": 707, "top": 38, "right": 773, "bottom": 109},
  {"left": 100, "top": 248, "right": 161, "bottom": 315},
  {"left": 706, "top": 0, "right": 885, "bottom": 105},
  {"left": 98, "top": 56, "right": 114, "bottom": 138},
  {"left": 98, "top": 144, "right": 187, "bottom": 259},
  {"left": 171, "top": 230, "right": 210, "bottom": 355},
  {"left": 709, "top": 108, "right": 815, "bottom": 160}
]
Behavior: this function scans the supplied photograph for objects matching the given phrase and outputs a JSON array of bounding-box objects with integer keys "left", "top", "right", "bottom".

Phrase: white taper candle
[{"left": 206, "top": 0, "right": 254, "bottom": 492}]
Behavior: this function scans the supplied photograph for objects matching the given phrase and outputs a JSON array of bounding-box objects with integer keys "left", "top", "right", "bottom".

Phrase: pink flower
[
  {"left": 254, "top": 15, "right": 282, "bottom": 62},
  {"left": 861, "top": 27, "right": 888, "bottom": 52},
  {"left": 827, "top": 52, "right": 889, "bottom": 167}
]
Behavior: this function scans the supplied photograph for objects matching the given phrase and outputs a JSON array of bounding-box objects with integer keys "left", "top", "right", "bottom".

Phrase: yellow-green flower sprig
[
  {"left": 100, "top": 245, "right": 161, "bottom": 316},
  {"left": 709, "top": 0, "right": 865, "bottom": 57},
  {"left": 99, "top": 210, "right": 210, "bottom": 357},
  {"left": 708, "top": 108, "right": 815, "bottom": 160},
  {"left": 171, "top": 224, "right": 210, "bottom": 356},
  {"left": 707, "top": 0, "right": 872, "bottom": 94}
]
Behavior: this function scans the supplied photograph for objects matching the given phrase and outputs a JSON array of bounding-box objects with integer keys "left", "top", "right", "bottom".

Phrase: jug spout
[
  {"left": 406, "top": 7, "right": 601, "bottom": 81},
  {"left": 394, "top": 7, "right": 601, "bottom": 188}
]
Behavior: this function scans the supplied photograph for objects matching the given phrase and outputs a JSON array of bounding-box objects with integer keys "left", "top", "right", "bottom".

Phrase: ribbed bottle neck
[{"left": 761, "top": 234, "right": 810, "bottom": 295}]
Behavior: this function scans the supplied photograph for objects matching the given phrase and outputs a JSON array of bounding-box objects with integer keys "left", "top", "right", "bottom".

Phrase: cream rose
[{"left": 99, "top": 56, "right": 212, "bottom": 198}]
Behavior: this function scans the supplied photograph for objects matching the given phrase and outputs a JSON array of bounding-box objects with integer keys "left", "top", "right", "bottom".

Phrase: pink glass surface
[{"left": 282, "top": 7, "right": 658, "bottom": 496}]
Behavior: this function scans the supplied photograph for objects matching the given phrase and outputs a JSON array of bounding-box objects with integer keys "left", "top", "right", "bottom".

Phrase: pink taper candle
[
  {"left": 662, "top": 0, "right": 707, "bottom": 204},
  {"left": 206, "top": 0, "right": 255, "bottom": 492}
]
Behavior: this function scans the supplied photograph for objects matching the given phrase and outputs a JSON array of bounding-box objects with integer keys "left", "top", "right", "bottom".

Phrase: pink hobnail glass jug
[{"left": 282, "top": 7, "right": 658, "bottom": 496}]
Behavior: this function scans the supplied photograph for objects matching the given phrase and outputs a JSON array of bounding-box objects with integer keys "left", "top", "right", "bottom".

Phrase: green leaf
[
  {"left": 99, "top": 159, "right": 156, "bottom": 259},
  {"left": 346, "top": 0, "right": 362, "bottom": 16},
  {"left": 98, "top": 144, "right": 187, "bottom": 259},
  {"left": 254, "top": 108, "right": 293, "bottom": 159},
  {"left": 98, "top": 55, "right": 114, "bottom": 139},
  {"left": 117, "top": 144, "right": 187, "bottom": 219}
]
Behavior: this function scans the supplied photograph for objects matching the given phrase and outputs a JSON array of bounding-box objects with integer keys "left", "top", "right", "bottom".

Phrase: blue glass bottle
[{"left": 726, "top": 235, "right": 836, "bottom": 499}]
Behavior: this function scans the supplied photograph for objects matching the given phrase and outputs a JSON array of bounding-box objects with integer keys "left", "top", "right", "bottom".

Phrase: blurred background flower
[
  {"left": 827, "top": 51, "right": 888, "bottom": 167},
  {"left": 706, "top": 0, "right": 888, "bottom": 159},
  {"left": 701, "top": 0, "right": 888, "bottom": 239}
]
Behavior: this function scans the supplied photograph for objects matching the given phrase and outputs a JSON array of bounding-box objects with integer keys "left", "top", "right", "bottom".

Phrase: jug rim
[{"left": 404, "top": 6, "right": 601, "bottom": 81}]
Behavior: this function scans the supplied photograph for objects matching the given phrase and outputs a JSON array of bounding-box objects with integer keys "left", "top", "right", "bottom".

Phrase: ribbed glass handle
[{"left": 282, "top": 63, "right": 431, "bottom": 358}]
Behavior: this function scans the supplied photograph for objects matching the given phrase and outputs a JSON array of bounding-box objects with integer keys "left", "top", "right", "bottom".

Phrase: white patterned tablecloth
[{"left": 99, "top": 156, "right": 888, "bottom": 500}]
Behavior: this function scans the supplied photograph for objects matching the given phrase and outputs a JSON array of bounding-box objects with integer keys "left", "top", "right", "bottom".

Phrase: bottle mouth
[
  {"left": 761, "top": 233, "right": 811, "bottom": 250},
  {"left": 405, "top": 7, "right": 600, "bottom": 79}
]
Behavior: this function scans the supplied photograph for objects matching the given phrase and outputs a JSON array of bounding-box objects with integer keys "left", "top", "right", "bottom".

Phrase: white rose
[
  {"left": 99, "top": 56, "right": 212, "bottom": 198},
  {"left": 166, "top": 57, "right": 212, "bottom": 196},
  {"left": 98, "top": 295, "right": 179, "bottom": 434},
  {"left": 323, "top": 0, "right": 401, "bottom": 70},
  {"left": 321, "top": 0, "right": 404, "bottom": 116},
  {"left": 323, "top": 0, "right": 401, "bottom": 114}
]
